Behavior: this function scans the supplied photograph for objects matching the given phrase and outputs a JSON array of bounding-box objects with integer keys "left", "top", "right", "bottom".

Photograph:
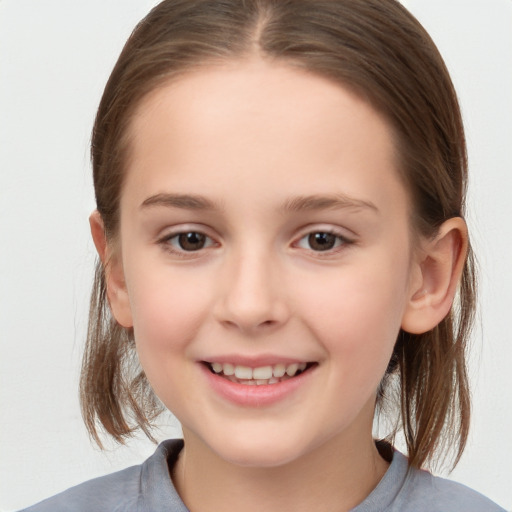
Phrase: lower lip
[{"left": 200, "top": 364, "right": 314, "bottom": 407}]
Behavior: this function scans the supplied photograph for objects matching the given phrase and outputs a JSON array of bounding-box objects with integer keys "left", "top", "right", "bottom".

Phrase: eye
[
  {"left": 296, "top": 231, "right": 348, "bottom": 252},
  {"left": 165, "top": 231, "right": 215, "bottom": 252}
]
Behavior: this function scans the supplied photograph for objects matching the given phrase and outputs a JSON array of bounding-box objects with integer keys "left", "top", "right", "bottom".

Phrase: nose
[{"left": 214, "top": 248, "right": 290, "bottom": 334}]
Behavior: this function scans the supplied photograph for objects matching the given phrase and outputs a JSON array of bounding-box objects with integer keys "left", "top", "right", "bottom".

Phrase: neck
[{"left": 172, "top": 429, "right": 389, "bottom": 512}]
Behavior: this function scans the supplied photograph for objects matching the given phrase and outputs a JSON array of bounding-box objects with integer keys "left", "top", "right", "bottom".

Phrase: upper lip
[{"left": 200, "top": 354, "right": 314, "bottom": 367}]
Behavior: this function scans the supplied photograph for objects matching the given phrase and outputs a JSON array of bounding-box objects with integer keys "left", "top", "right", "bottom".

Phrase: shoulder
[
  {"left": 19, "top": 439, "right": 186, "bottom": 512},
  {"left": 19, "top": 464, "right": 142, "bottom": 512},
  {"left": 403, "top": 469, "right": 506, "bottom": 512},
  {"left": 389, "top": 452, "right": 506, "bottom": 512},
  {"left": 355, "top": 449, "right": 505, "bottom": 512}
]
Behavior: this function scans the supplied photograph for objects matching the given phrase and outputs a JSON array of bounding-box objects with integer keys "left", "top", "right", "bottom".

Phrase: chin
[
  {"left": 204, "top": 428, "right": 316, "bottom": 469},
  {"left": 219, "top": 445, "right": 303, "bottom": 468}
]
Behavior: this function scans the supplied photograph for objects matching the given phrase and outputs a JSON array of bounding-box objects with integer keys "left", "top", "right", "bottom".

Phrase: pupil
[
  {"left": 309, "top": 232, "right": 335, "bottom": 251},
  {"left": 179, "top": 232, "right": 206, "bottom": 251}
]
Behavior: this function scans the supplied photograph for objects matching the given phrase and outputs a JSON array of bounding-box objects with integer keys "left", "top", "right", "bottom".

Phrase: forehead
[
  {"left": 123, "top": 59, "right": 408, "bottom": 217},
  {"left": 130, "top": 59, "right": 395, "bottom": 154}
]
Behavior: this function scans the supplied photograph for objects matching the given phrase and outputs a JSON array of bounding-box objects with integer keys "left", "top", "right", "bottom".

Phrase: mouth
[{"left": 203, "top": 361, "right": 317, "bottom": 386}]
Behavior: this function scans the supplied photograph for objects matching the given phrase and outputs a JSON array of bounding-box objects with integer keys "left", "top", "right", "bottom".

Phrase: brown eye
[
  {"left": 307, "top": 232, "right": 337, "bottom": 251},
  {"left": 161, "top": 229, "right": 217, "bottom": 255},
  {"left": 296, "top": 231, "right": 349, "bottom": 252},
  {"left": 170, "top": 232, "right": 208, "bottom": 251},
  {"left": 177, "top": 232, "right": 206, "bottom": 251}
]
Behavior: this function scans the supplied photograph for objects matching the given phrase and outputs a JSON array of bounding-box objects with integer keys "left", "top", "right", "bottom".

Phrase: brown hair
[{"left": 81, "top": 0, "right": 476, "bottom": 470}]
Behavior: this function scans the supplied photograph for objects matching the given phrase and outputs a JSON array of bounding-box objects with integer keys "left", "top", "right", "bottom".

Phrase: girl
[{"left": 20, "top": 1, "right": 506, "bottom": 510}]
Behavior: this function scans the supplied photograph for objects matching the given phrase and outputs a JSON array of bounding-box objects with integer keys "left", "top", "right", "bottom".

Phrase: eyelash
[
  {"left": 157, "top": 228, "right": 354, "bottom": 257},
  {"left": 158, "top": 230, "right": 217, "bottom": 257},
  {"left": 294, "top": 230, "right": 354, "bottom": 254}
]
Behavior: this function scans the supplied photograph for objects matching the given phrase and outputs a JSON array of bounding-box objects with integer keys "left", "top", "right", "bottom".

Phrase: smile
[{"left": 205, "top": 362, "right": 315, "bottom": 385}]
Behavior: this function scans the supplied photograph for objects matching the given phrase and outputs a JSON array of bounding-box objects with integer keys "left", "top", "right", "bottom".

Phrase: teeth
[
  {"left": 211, "top": 362, "right": 223, "bottom": 374},
  {"left": 273, "top": 363, "right": 286, "bottom": 378},
  {"left": 209, "top": 361, "right": 310, "bottom": 383},
  {"left": 252, "top": 366, "right": 273, "bottom": 380},
  {"left": 286, "top": 363, "right": 299, "bottom": 376},
  {"left": 234, "top": 365, "right": 252, "bottom": 380},
  {"left": 223, "top": 363, "right": 235, "bottom": 376}
]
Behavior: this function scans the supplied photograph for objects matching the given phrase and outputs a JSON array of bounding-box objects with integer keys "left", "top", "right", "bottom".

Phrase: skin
[{"left": 91, "top": 58, "right": 467, "bottom": 512}]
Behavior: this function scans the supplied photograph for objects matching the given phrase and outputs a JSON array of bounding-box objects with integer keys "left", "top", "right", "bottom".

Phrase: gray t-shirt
[{"left": 20, "top": 439, "right": 505, "bottom": 511}]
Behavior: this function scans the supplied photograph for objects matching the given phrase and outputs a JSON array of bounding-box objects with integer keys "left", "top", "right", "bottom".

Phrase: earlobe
[
  {"left": 401, "top": 217, "right": 468, "bottom": 334},
  {"left": 89, "top": 211, "right": 133, "bottom": 328}
]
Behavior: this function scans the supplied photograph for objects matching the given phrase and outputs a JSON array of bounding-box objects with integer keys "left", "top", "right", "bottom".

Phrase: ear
[
  {"left": 401, "top": 217, "right": 468, "bottom": 334},
  {"left": 89, "top": 210, "right": 133, "bottom": 328}
]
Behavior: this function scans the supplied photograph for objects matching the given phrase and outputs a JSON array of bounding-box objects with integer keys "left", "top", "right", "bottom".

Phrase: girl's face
[{"left": 110, "top": 60, "right": 422, "bottom": 467}]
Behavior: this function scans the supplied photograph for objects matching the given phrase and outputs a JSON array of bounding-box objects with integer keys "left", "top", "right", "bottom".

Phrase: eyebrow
[
  {"left": 282, "top": 194, "right": 379, "bottom": 214},
  {"left": 140, "top": 192, "right": 378, "bottom": 214},
  {"left": 140, "top": 193, "right": 220, "bottom": 211}
]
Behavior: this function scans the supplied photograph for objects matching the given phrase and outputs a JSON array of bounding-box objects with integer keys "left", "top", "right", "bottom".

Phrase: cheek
[
  {"left": 125, "top": 266, "right": 210, "bottom": 364},
  {"left": 297, "top": 254, "right": 410, "bottom": 370},
  {"left": 125, "top": 270, "right": 213, "bottom": 407}
]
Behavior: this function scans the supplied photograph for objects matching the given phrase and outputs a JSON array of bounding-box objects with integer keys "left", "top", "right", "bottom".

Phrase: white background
[{"left": 0, "top": 1, "right": 511, "bottom": 510}]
